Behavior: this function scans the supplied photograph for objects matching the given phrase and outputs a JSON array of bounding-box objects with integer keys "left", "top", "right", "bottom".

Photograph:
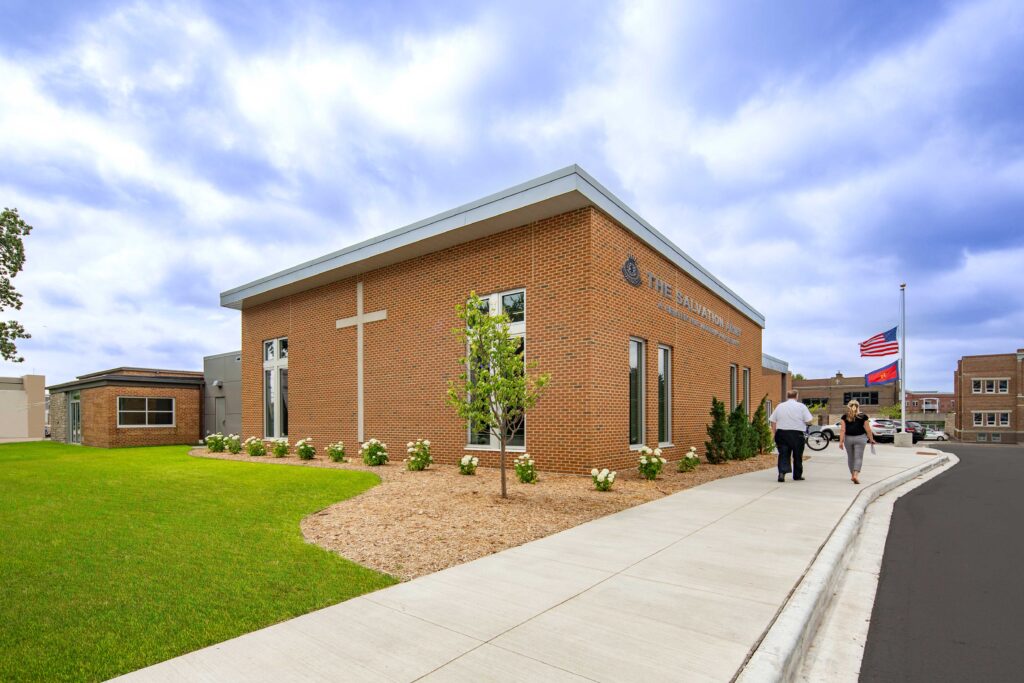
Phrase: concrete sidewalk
[{"left": 115, "top": 445, "right": 942, "bottom": 683}]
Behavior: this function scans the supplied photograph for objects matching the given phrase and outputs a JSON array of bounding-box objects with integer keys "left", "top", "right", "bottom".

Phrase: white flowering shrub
[
  {"left": 637, "top": 445, "right": 667, "bottom": 480},
  {"left": 244, "top": 437, "right": 266, "bottom": 457},
  {"left": 225, "top": 434, "right": 241, "bottom": 454},
  {"left": 205, "top": 433, "right": 226, "bottom": 453},
  {"left": 325, "top": 441, "right": 346, "bottom": 463},
  {"left": 271, "top": 438, "right": 289, "bottom": 458},
  {"left": 677, "top": 446, "right": 700, "bottom": 473},
  {"left": 514, "top": 454, "right": 538, "bottom": 484},
  {"left": 360, "top": 438, "right": 389, "bottom": 466},
  {"left": 591, "top": 468, "right": 617, "bottom": 491},
  {"left": 296, "top": 438, "right": 315, "bottom": 460},
  {"left": 405, "top": 439, "right": 432, "bottom": 471},
  {"left": 459, "top": 454, "right": 479, "bottom": 475}
]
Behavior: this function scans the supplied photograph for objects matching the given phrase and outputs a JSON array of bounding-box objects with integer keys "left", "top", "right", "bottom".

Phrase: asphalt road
[{"left": 860, "top": 442, "right": 1024, "bottom": 682}]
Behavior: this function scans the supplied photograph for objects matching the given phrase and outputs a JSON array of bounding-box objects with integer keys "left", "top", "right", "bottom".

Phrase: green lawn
[{"left": 0, "top": 442, "right": 396, "bottom": 682}]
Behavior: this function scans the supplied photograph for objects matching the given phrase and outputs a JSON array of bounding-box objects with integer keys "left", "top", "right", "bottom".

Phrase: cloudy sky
[{"left": 1, "top": 0, "right": 1021, "bottom": 390}]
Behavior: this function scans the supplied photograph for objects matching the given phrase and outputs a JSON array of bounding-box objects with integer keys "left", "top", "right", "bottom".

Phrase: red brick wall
[
  {"left": 953, "top": 352, "right": 1022, "bottom": 444},
  {"left": 240, "top": 207, "right": 765, "bottom": 472},
  {"left": 80, "top": 385, "right": 201, "bottom": 448}
]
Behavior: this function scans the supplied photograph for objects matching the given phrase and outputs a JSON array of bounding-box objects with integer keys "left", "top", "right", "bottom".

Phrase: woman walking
[{"left": 838, "top": 400, "right": 876, "bottom": 484}]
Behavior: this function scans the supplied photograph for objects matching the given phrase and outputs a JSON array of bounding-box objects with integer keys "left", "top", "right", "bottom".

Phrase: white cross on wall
[{"left": 336, "top": 281, "right": 387, "bottom": 442}]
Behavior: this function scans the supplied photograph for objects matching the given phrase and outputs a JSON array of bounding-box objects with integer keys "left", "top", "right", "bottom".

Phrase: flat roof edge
[
  {"left": 221, "top": 165, "right": 766, "bottom": 327},
  {"left": 761, "top": 353, "right": 789, "bottom": 373}
]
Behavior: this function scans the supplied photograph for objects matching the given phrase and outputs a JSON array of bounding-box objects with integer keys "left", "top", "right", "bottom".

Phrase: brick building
[
  {"left": 953, "top": 350, "right": 1023, "bottom": 444},
  {"left": 761, "top": 353, "right": 791, "bottom": 415},
  {"left": 905, "top": 390, "right": 955, "bottom": 433},
  {"left": 792, "top": 372, "right": 900, "bottom": 421},
  {"left": 48, "top": 368, "right": 203, "bottom": 447},
  {"left": 220, "top": 166, "right": 779, "bottom": 473}
]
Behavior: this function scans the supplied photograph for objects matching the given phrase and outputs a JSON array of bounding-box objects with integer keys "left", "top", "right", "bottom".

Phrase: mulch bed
[{"left": 191, "top": 448, "right": 776, "bottom": 580}]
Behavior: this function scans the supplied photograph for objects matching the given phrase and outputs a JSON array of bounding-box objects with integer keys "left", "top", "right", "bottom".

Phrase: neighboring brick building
[
  {"left": 47, "top": 368, "right": 203, "bottom": 447},
  {"left": 906, "top": 390, "right": 956, "bottom": 433},
  {"left": 953, "top": 350, "right": 1023, "bottom": 444},
  {"left": 792, "top": 372, "right": 900, "bottom": 421},
  {"left": 220, "top": 166, "right": 779, "bottom": 473}
]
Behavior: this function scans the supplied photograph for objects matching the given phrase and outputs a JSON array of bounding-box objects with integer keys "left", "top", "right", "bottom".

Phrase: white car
[
  {"left": 821, "top": 418, "right": 896, "bottom": 441},
  {"left": 925, "top": 429, "right": 947, "bottom": 441}
]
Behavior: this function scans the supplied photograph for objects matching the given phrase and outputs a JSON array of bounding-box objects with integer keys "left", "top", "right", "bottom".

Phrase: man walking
[{"left": 769, "top": 390, "right": 814, "bottom": 482}]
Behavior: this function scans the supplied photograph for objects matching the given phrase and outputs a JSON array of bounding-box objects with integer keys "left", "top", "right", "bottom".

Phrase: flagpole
[{"left": 900, "top": 283, "right": 907, "bottom": 433}]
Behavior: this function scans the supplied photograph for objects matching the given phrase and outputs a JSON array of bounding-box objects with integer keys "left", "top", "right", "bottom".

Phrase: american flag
[{"left": 860, "top": 326, "right": 899, "bottom": 357}]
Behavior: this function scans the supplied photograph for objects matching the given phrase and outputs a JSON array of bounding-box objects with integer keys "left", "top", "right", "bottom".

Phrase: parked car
[
  {"left": 905, "top": 421, "right": 927, "bottom": 443},
  {"left": 925, "top": 429, "right": 947, "bottom": 441},
  {"left": 870, "top": 418, "right": 898, "bottom": 442}
]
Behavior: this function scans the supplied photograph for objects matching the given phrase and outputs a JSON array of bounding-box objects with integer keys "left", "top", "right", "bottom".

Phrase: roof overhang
[
  {"left": 762, "top": 353, "right": 790, "bottom": 374},
  {"left": 220, "top": 165, "right": 766, "bottom": 327},
  {"left": 46, "top": 375, "right": 205, "bottom": 393}
]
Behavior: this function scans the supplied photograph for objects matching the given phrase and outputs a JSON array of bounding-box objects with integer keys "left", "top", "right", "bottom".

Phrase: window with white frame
[
  {"left": 117, "top": 396, "right": 175, "bottom": 427},
  {"left": 263, "top": 337, "right": 288, "bottom": 438},
  {"left": 973, "top": 411, "right": 1011, "bottom": 427},
  {"left": 466, "top": 289, "right": 526, "bottom": 450},
  {"left": 973, "top": 378, "right": 1009, "bottom": 394},
  {"left": 629, "top": 338, "right": 645, "bottom": 446},
  {"left": 991, "top": 433, "right": 1002, "bottom": 443},
  {"left": 729, "top": 364, "right": 738, "bottom": 410},
  {"left": 742, "top": 367, "right": 751, "bottom": 415},
  {"left": 658, "top": 345, "right": 671, "bottom": 445}
]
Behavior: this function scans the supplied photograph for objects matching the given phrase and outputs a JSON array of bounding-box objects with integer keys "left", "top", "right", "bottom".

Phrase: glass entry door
[{"left": 68, "top": 391, "right": 82, "bottom": 444}]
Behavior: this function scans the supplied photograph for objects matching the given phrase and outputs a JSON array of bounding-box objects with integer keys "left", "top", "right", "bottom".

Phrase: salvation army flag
[
  {"left": 860, "top": 326, "right": 899, "bottom": 357},
  {"left": 865, "top": 361, "right": 899, "bottom": 386}
]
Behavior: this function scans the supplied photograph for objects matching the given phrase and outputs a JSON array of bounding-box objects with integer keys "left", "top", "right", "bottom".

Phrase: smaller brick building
[
  {"left": 953, "top": 350, "right": 1023, "bottom": 444},
  {"left": 792, "top": 372, "right": 900, "bottom": 422},
  {"left": 47, "top": 368, "right": 203, "bottom": 448},
  {"left": 761, "top": 353, "right": 791, "bottom": 414}
]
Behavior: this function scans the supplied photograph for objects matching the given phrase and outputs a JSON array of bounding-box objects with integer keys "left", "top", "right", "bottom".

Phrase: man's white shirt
[{"left": 769, "top": 399, "right": 813, "bottom": 431}]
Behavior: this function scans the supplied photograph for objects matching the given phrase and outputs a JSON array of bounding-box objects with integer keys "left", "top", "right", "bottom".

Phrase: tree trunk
[{"left": 499, "top": 434, "right": 507, "bottom": 498}]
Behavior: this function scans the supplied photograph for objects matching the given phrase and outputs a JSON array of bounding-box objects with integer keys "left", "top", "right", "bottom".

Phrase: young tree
[
  {"left": 879, "top": 404, "right": 902, "bottom": 420},
  {"left": 705, "top": 397, "right": 729, "bottom": 464},
  {"left": 805, "top": 401, "right": 829, "bottom": 425},
  {"left": 447, "top": 292, "right": 549, "bottom": 499},
  {"left": 727, "top": 403, "right": 750, "bottom": 460},
  {"left": 0, "top": 208, "right": 33, "bottom": 362},
  {"left": 752, "top": 396, "right": 774, "bottom": 454}
]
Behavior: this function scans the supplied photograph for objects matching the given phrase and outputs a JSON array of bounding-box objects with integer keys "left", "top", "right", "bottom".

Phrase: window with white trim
[
  {"left": 263, "top": 337, "right": 288, "bottom": 438},
  {"left": 742, "top": 367, "right": 751, "bottom": 415},
  {"left": 974, "top": 412, "right": 983, "bottom": 427},
  {"left": 972, "top": 378, "right": 1009, "bottom": 394},
  {"left": 117, "top": 396, "right": 175, "bottom": 427},
  {"left": 466, "top": 289, "right": 526, "bottom": 450},
  {"left": 973, "top": 411, "right": 1011, "bottom": 427},
  {"left": 629, "top": 338, "right": 645, "bottom": 446},
  {"left": 729, "top": 364, "right": 738, "bottom": 410},
  {"left": 657, "top": 345, "right": 671, "bottom": 445}
]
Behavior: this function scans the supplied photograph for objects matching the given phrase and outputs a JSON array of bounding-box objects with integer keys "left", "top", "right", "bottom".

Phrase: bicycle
[{"left": 804, "top": 427, "right": 830, "bottom": 451}]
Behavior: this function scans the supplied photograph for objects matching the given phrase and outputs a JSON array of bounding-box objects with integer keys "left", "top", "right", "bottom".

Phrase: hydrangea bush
[
  {"left": 205, "top": 433, "right": 226, "bottom": 453},
  {"left": 459, "top": 454, "right": 479, "bottom": 475},
  {"left": 325, "top": 441, "right": 346, "bottom": 463},
  {"left": 405, "top": 439, "right": 432, "bottom": 471},
  {"left": 225, "top": 434, "right": 241, "bottom": 454},
  {"left": 591, "top": 468, "right": 616, "bottom": 491},
  {"left": 677, "top": 446, "right": 700, "bottom": 472},
  {"left": 637, "top": 445, "right": 667, "bottom": 480},
  {"left": 514, "top": 454, "right": 538, "bottom": 484},
  {"left": 296, "top": 438, "right": 315, "bottom": 460},
  {"left": 360, "top": 438, "right": 389, "bottom": 466},
  {"left": 243, "top": 436, "right": 266, "bottom": 457},
  {"left": 271, "top": 438, "right": 289, "bottom": 458}
]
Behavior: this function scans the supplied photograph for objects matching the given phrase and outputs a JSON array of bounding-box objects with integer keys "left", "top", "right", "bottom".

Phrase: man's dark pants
[{"left": 775, "top": 429, "right": 805, "bottom": 478}]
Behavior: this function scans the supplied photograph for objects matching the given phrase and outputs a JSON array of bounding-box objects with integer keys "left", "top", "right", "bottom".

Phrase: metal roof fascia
[{"left": 762, "top": 353, "right": 790, "bottom": 373}]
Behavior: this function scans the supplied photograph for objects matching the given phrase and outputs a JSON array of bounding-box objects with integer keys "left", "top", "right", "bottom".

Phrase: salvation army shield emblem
[{"left": 621, "top": 255, "right": 642, "bottom": 287}]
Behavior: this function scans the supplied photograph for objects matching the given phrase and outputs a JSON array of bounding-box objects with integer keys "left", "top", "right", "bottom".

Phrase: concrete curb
[{"left": 734, "top": 452, "right": 953, "bottom": 683}]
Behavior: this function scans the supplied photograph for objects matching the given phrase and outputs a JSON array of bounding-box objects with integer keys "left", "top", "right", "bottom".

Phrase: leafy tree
[
  {"left": 752, "top": 396, "right": 774, "bottom": 454},
  {"left": 805, "top": 401, "right": 829, "bottom": 425},
  {"left": 879, "top": 404, "right": 902, "bottom": 420},
  {"left": 447, "top": 292, "right": 549, "bottom": 498},
  {"left": 704, "top": 397, "right": 729, "bottom": 464},
  {"left": 793, "top": 373, "right": 805, "bottom": 381},
  {"left": 0, "top": 208, "right": 33, "bottom": 362}
]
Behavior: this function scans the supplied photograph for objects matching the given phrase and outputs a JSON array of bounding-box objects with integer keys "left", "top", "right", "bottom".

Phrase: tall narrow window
[
  {"left": 742, "top": 367, "right": 751, "bottom": 415},
  {"left": 658, "top": 346, "right": 671, "bottom": 445},
  {"left": 729, "top": 365, "right": 738, "bottom": 410},
  {"left": 629, "top": 338, "right": 645, "bottom": 446},
  {"left": 263, "top": 337, "right": 288, "bottom": 438},
  {"left": 465, "top": 289, "right": 527, "bottom": 450}
]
